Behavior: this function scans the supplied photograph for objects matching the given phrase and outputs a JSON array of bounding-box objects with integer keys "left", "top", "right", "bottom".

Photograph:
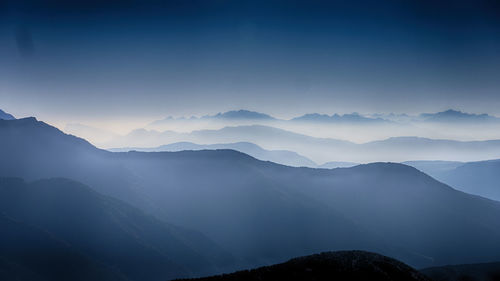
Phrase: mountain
[
  {"left": 150, "top": 110, "right": 276, "bottom": 127},
  {"left": 111, "top": 125, "right": 355, "bottom": 163},
  {"left": 111, "top": 126, "right": 500, "bottom": 163},
  {"left": 0, "top": 109, "right": 15, "bottom": 120},
  {"left": 109, "top": 141, "right": 317, "bottom": 167},
  {"left": 361, "top": 137, "right": 500, "bottom": 163},
  {"left": 402, "top": 161, "right": 465, "bottom": 177},
  {"left": 0, "top": 177, "right": 236, "bottom": 281},
  {"left": 0, "top": 211, "right": 128, "bottom": 281},
  {"left": 3, "top": 117, "right": 500, "bottom": 270},
  {"left": 318, "top": 161, "right": 359, "bottom": 169},
  {"left": 419, "top": 109, "right": 499, "bottom": 123},
  {"left": 206, "top": 110, "right": 275, "bottom": 120},
  {"left": 291, "top": 112, "right": 388, "bottom": 123},
  {"left": 148, "top": 109, "right": 500, "bottom": 127},
  {"left": 404, "top": 159, "right": 500, "bottom": 201},
  {"left": 421, "top": 261, "right": 500, "bottom": 281},
  {"left": 438, "top": 159, "right": 500, "bottom": 201},
  {"left": 176, "top": 251, "right": 431, "bottom": 281}
]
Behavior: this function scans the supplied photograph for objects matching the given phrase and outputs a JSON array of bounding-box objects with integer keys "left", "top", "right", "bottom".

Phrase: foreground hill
[
  {"left": 2, "top": 117, "right": 500, "bottom": 271},
  {"left": 0, "top": 177, "right": 235, "bottom": 281},
  {"left": 176, "top": 251, "right": 430, "bottom": 281},
  {"left": 421, "top": 262, "right": 500, "bottom": 281},
  {"left": 0, "top": 212, "right": 127, "bottom": 281}
]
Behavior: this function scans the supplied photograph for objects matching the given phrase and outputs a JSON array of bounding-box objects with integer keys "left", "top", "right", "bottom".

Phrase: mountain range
[
  {"left": 110, "top": 140, "right": 500, "bottom": 201},
  {"left": 109, "top": 125, "right": 500, "bottom": 163},
  {"left": 149, "top": 109, "right": 500, "bottom": 125},
  {"left": 109, "top": 141, "right": 317, "bottom": 167},
  {"left": 0, "top": 177, "right": 236, "bottom": 281},
  {"left": 2, "top": 117, "right": 500, "bottom": 275},
  {"left": 405, "top": 160, "right": 500, "bottom": 201},
  {"left": 55, "top": 107, "right": 500, "bottom": 155},
  {"left": 419, "top": 109, "right": 499, "bottom": 123}
]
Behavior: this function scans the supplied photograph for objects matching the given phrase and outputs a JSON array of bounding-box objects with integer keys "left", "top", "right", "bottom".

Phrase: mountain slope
[
  {"left": 405, "top": 159, "right": 500, "bottom": 201},
  {"left": 109, "top": 150, "right": 500, "bottom": 268},
  {"left": 274, "top": 163, "right": 500, "bottom": 266},
  {"left": 2, "top": 117, "right": 500, "bottom": 270},
  {"left": 0, "top": 109, "right": 15, "bottom": 120},
  {"left": 0, "top": 212, "right": 128, "bottom": 281},
  {"left": 115, "top": 150, "right": 388, "bottom": 268},
  {"left": 0, "top": 117, "right": 156, "bottom": 211},
  {"left": 110, "top": 141, "right": 317, "bottom": 167},
  {"left": 0, "top": 177, "right": 235, "bottom": 281},
  {"left": 176, "top": 251, "right": 431, "bottom": 281},
  {"left": 421, "top": 261, "right": 500, "bottom": 281}
]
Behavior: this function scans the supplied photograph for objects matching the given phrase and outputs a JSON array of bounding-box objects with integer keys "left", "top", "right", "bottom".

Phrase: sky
[{"left": 1, "top": 0, "right": 500, "bottom": 126}]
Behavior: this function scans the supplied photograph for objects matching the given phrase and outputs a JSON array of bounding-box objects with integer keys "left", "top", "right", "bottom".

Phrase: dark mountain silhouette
[
  {"left": 0, "top": 211, "right": 128, "bottom": 281},
  {"left": 2, "top": 117, "right": 500, "bottom": 271},
  {"left": 0, "top": 177, "right": 236, "bottom": 281},
  {"left": 405, "top": 159, "right": 500, "bottom": 201},
  {"left": 110, "top": 141, "right": 317, "bottom": 167},
  {"left": 176, "top": 251, "right": 431, "bottom": 281},
  {"left": 421, "top": 261, "right": 500, "bottom": 281},
  {"left": 0, "top": 109, "right": 15, "bottom": 120}
]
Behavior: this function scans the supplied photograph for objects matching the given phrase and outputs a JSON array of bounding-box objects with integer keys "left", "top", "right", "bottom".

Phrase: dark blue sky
[{"left": 1, "top": 0, "right": 500, "bottom": 122}]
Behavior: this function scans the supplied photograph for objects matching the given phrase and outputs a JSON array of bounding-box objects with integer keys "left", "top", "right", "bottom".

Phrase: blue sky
[{"left": 1, "top": 0, "right": 500, "bottom": 122}]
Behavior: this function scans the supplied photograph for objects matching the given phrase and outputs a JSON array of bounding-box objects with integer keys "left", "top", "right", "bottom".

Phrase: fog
[{"left": 63, "top": 110, "right": 500, "bottom": 163}]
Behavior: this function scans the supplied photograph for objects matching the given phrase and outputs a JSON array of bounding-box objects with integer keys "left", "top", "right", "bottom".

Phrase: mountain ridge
[
  {"left": 0, "top": 109, "right": 15, "bottom": 120},
  {"left": 175, "top": 250, "right": 431, "bottom": 281},
  {"left": 109, "top": 141, "right": 317, "bottom": 167},
  {"left": 0, "top": 177, "right": 237, "bottom": 281},
  {"left": 2, "top": 117, "right": 500, "bottom": 271}
]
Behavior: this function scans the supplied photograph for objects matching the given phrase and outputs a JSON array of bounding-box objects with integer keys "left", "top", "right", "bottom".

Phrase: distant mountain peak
[
  {"left": 207, "top": 110, "right": 275, "bottom": 120},
  {"left": 0, "top": 109, "right": 15, "bottom": 120},
  {"left": 292, "top": 112, "right": 388, "bottom": 123},
  {"left": 150, "top": 110, "right": 276, "bottom": 126},
  {"left": 420, "top": 109, "right": 496, "bottom": 122}
]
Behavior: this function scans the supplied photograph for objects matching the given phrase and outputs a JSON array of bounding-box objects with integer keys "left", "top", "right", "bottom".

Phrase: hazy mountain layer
[
  {"left": 109, "top": 141, "right": 317, "bottom": 167},
  {"left": 0, "top": 177, "right": 236, "bottom": 281},
  {"left": 2, "top": 117, "right": 500, "bottom": 271},
  {"left": 108, "top": 125, "right": 500, "bottom": 163},
  {"left": 405, "top": 160, "right": 500, "bottom": 201},
  {"left": 62, "top": 109, "right": 500, "bottom": 149}
]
